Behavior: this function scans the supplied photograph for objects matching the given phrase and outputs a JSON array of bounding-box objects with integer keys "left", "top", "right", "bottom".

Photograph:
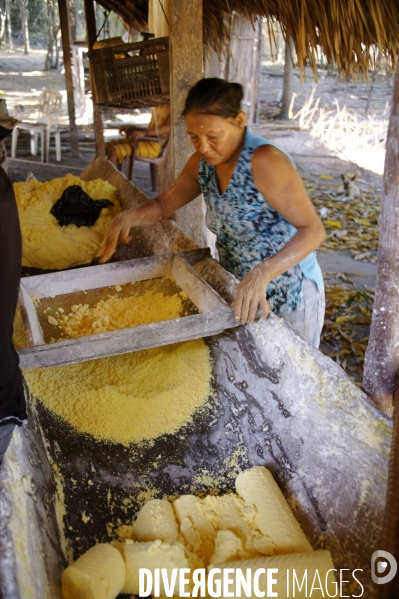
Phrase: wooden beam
[
  {"left": 58, "top": 0, "right": 79, "bottom": 159},
  {"left": 166, "top": 0, "right": 205, "bottom": 247},
  {"left": 363, "top": 60, "right": 399, "bottom": 416},
  {"left": 83, "top": 0, "right": 106, "bottom": 159}
]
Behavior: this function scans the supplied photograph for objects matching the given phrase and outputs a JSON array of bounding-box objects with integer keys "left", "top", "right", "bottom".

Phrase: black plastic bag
[{"left": 50, "top": 185, "right": 114, "bottom": 227}]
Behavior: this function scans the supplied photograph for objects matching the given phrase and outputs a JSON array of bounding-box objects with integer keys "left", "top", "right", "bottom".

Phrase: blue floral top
[{"left": 198, "top": 128, "right": 320, "bottom": 315}]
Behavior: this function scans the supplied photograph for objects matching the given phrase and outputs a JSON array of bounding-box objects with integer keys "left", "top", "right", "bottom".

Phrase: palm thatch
[
  {"left": 96, "top": 0, "right": 148, "bottom": 34},
  {"left": 95, "top": 0, "right": 399, "bottom": 77}
]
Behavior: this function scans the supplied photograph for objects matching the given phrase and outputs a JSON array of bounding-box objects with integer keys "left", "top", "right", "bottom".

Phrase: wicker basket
[{"left": 88, "top": 37, "right": 170, "bottom": 109}]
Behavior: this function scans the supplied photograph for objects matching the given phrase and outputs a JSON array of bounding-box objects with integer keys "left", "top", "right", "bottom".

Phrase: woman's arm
[
  {"left": 99, "top": 152, "right": 201, "bottom": 263},
  {"left": 232, "top": 144, "right": 326, "bottom": 324},
  {"left": 126, "top": 124, "right": 171, "bottom": 142}
]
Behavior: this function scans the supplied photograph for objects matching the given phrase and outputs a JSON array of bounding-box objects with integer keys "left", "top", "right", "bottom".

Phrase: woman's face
[{"left": 185, "top": 112, "right": 246, "bottom": 166}]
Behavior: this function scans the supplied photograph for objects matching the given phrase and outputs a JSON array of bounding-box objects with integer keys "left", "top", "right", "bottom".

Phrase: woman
[
  {"left": 101, "top": 79, "right": 326, "bottom": 347},
  {"left": 107, "top": 104, "right": 170, "bottom": 168}
]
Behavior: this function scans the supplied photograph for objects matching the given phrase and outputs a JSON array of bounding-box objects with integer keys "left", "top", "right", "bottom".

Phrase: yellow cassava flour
[
  {"left": 22, "top": 338, "right": 212, "bottom": 445},
  {"left": 51, "top": 276, "right": 192, "bottom": 339},
  {"left": 14, "top": 279, "right": 212, "bottom": 445},
  {"left": 13, "top": 174, "right": 120, "bottom": 270}
]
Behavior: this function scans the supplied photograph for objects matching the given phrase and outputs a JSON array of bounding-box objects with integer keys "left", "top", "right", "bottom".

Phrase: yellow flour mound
[
  {"left": 13, "top": 174, "right": 120, "bottom": 270},
  {"left": 23, "top": 339, "right": 212, "bottom": 445}
]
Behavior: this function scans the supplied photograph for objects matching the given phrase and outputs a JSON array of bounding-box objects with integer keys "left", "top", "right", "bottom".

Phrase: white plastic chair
[{"left": 11, "top": 91, "right": 63, "bottom": 162}]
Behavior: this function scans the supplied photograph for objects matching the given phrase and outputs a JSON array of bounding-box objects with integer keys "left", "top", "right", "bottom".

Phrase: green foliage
[{"left": 1, "top": 0, "right": 125, "bottom": 50}]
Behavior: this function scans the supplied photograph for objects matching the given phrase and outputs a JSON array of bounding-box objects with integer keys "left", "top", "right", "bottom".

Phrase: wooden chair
[{"left": 124, "top": 134, "right": 169, "bottom": 192}]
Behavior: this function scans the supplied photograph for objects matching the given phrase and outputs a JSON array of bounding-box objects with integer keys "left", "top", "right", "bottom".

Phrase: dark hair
[{"left": 182, "top": 78, "right": 244, "bottom": 118}]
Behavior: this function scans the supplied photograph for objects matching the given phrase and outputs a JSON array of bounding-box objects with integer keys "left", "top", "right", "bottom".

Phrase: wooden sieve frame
[{"left": 17, "top": 248, "right": 237, "bottom": 369}]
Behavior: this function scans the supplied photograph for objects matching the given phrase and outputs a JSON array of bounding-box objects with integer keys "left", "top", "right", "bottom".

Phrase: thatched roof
[{"left": 96, "top": 0, "right": 399, "bottom": 77}]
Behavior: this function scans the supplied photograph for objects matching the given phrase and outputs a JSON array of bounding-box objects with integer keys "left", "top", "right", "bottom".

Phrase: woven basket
[{"left": 88, "top": 37, "right": 170, "bottom": 109}]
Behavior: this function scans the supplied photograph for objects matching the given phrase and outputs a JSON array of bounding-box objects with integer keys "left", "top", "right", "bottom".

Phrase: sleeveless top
[{"left": 198, "top": 127, "right": 324, "bottom": 315}]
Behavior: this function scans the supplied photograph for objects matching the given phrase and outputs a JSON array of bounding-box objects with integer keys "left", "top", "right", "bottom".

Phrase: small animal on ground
[{"left": 341, "top": 174, "right": 361, "bottom": 200}]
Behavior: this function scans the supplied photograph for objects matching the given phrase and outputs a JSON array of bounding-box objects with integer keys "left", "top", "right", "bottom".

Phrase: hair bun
[
  {"left": 183, "top": 78, "right": 244, "bottom": 119},
  {"left": 230, "top": 82, "right": 244, "bottom": 103}
]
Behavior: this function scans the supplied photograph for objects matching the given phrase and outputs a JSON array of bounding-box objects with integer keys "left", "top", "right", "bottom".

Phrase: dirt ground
[{"left": 1, "top": 46, "right": 391, "bottom": 384}]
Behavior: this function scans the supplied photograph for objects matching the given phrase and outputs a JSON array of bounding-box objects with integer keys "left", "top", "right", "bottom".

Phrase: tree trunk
[
  {"left": 68, "top": 0, "right": 76, "bottom": 41},
  {"left": 377, "top": 372, "right": 399, "bottom": 599},
  {"left": 58, "top": 0, "right": 79, "bottom": 158},
  {"left": 45, "top": 0, "right": 59, "bottom": 70},
  {"left": 83, "top": 0, "right": 105, "bottom": 159},
  {"left": 55, "top": 30, "right": 61, "bottom": 69},
  {"left": 363, "top": 60, "right": 399, "bottom": 416},
  {"left": 52, "top": 2, "right": 59, "bottom": 68},
  {"left": 19, "top": 0, "right": 30, "bottom": 55},
  {"left": 278, "top": 38, "right": 293, "bottom": 120},
  {"left": 5, "top": 0, "right": 13, "bottom": 50},
  {"left": 0, "top": 10, "right": 6, "bottom": 43}
]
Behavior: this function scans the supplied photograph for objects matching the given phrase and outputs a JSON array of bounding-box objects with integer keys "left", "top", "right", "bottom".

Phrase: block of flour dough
[
  {"left": 210, "top": 530, "right": 248, "bottom": 564},
  {"left": 208, "top": 550, "right": 335, "bottom": 599},
  {"left": 173, "top": 495, "right": 216, "bottom": 564},
  {"left": 114, "top": 539, "right": 203, "bottom": 595},
  {"left": 134, "top": 499, "right": 179, "bottom": 543},
  {"left": 235, "top": 467, "right": 313, "bottom": 554},
  {"left": 203, "top": 494, "right": 260, "bottom": 558},
  {"left": 61, "top": 543, "right": 126, "bottom": 599}
]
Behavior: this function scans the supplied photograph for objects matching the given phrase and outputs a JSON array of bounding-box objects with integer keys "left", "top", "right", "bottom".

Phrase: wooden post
[
  {"left": 83, "top": 0, "right": 105, "bottom": 159},
  {"left": 57, "top": 0, "right": 79, "bottom": 159},
  {"left": 167, "top": 0, "right": 205, "bottom": 247},
  {"left": 363, "top": 60, "right": 399, "bottom": 416}
]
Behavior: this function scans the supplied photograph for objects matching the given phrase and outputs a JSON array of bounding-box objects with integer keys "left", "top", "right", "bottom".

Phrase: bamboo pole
[
  {"left": 363, "top": 59, "right": 399, "bottom": 416},
  {"left": 83, "top": 0, "right": 105, "bottom": 159},
  {"left": 57, "top": 0, "right": 79, "bottom": 159}
]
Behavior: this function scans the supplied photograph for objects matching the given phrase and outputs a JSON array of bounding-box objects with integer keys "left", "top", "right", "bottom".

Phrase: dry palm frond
[
  {"left": 96, "top": 0, "right": 399, "bottom": 78},
  {"left": 96, "top": 0, "right": 148, "bottom": 33}
]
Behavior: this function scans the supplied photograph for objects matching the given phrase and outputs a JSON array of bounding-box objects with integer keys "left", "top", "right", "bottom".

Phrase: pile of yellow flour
[
  {"left": 13, "top": 311, "right": 212, "bottom": 445},
  {"left": 47, "top": 276, "right": 193, "bottom": 340},
  {"left": 13, "top": 174, "right": 120, "bottom": 270}
]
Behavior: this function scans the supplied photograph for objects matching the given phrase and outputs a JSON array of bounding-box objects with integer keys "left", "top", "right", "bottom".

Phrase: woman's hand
[
  {"left": 231, "top": 263, "right": 271, "bottom": 324},
  {"left": 99, "top": 153, "right": 202, "bottom": 264},
  {"left": 99, "top": 210, "right": 135, "bottom": 263},
  {"left": 99, "top": 199, "right": 165, "bottom": 263}
]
